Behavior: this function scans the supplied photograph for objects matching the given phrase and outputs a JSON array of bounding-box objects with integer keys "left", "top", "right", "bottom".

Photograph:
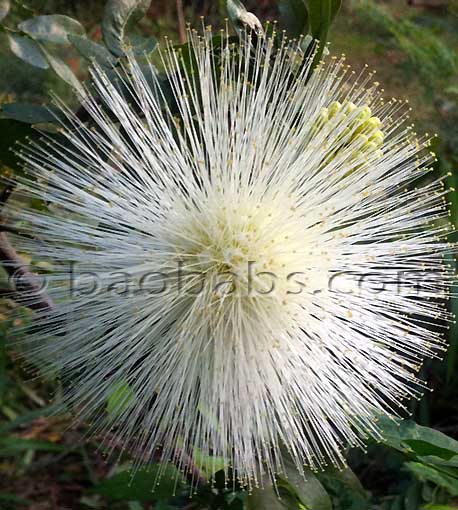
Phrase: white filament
[{"left": 6, "top": 25, "right": 455, "bottom": 487}]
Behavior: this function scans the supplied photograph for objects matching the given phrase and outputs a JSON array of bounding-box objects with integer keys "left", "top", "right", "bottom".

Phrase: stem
[{"left": 176, "top": 0, "right": 186, "bottom": 44}]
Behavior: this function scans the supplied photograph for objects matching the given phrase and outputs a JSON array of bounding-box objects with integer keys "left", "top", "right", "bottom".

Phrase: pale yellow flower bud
[
  {"left": 369, "top": 130, "right": 385, "bottom": 148},
  {"left": 357, "top": 106, "right": 372, "bottom": 122},
  {"left": 328, "top": 101, "right": 342, "bottom": 118}
]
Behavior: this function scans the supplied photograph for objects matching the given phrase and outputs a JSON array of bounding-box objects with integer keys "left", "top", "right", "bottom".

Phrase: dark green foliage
[
  {"left": 356, "top": 0, "right": 457, "bottom": 81},
  {"left": 0, "top": 118, "right": 36, "bottom": 172},
  {"left": 278, "top": 0, "right": 308, "bottom": 37},
  {"left": 307, "top": 0, "right": 341, "bottom": 42},
  {"left": 91, "top": 465, "right": 187, "bottom": 503}
]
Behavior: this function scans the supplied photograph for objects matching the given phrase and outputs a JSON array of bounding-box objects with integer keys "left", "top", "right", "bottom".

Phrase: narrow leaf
[
  {"left": 68, "top": 34, "right": 117, "bottom": 68},
  {"left": 331, "top": 0, "right": 342, "bottom": 22},
  {"left": 304, "top": 0, "right": 339, "bottom": 68},
  {"left": 7, "top": 34, "right": 49, "bottom": 69},
  {"left": 102, "top": 0, "right": 151, "bottom": 57},
  {"left": 307, "top": 0, "right": 332, "bottom": 41},
  {"left": 18, "top": 14, "right": 85, "bottom": 44}
]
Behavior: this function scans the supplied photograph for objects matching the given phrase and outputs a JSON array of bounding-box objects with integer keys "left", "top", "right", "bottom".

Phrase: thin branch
[{"left": 176, "top": 0, "right": 186, "bottom": 44}]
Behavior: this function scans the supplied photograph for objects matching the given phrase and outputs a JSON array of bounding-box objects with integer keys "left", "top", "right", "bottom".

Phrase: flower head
[{"left": 7, "top": 25, "right": 455, "bottom": 485}]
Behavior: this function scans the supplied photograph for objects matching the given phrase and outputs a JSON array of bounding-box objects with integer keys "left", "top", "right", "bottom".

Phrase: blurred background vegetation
[{"left": 1, "top": 0, "right": 458, "bottom": 509}]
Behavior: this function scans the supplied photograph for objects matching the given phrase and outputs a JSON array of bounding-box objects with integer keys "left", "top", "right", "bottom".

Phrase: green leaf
[
  {"left": 92, "top": 464, "right": 186, "bottom": 502},
  {"left": 421, "top": 505, "right": 458, "bottom": 510},
  {"left": 102, "top": 0, "right": 151, "bottom": 57},
  {"left": 316, "top": 467, "right": 371, "bottom": 510},
  {"left": 1, "top": 102, "right": 61, "bottom": 124},
  {"left": 378, "top": 415, "right": 458, "bottom": 460},
  {"left": 303, "top": 0, "right": 341, "bottom": 67},
  {"left": 419, "top": 461, "right": 458, "bottom": 479},
  {"left": 68, "top": 34, "right": 118, "bottom": 68},
  {"left": 246, "top": 485, "right": 284, "bottom": 510},
  {"left": 278, "top": 0, "right": 308, "bottom": 38},
  {"left": 404, "top": 480, "right": 421, "bottom": 510},
  {"left": 173, "top": 41, "right": 198, "bottom": 77},
  {"left": 330, "top": 0, "right": 342, "bottom": 22},
  {"left": 406, "top": 462, "right": 458, "bottom": 497},
  {"left": 405, "top": 440, "right": 458, "bottom": 461},
  {"left": 0, "top": 0, "right": 10, "bottom": 21},
  {"left": 247, "top": 459, "right": 332, "bottom": 510},
  {"left": 0, "top": 493, "right": 31, "bottom": 506},
  {"left": 7, "top": 33, "right": 49, "bottom": 69},
  {"left": 39, "top": 46, "right": 85, "bottom": 95},
  {"left": 0, "top": 436, "right": 68, "bottom": 455},
  {"left": 278, "top": 462, "right": 332, "bottom": 510},
  {"left": 192, "top": 446, "right": 225, "bottom": 476},
  {"left": 106, "top": 380, "right": 135, "bottom": 416},
  {"left": 307, "top": 0, "right": 332, "bottom": 41},
  {"left": 18, "top": 14, "right": 85, "bottom": 44}
]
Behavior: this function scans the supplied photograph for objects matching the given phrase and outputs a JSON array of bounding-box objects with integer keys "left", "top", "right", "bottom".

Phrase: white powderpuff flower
[{"left": 5, "top": 25, "right": 455, "bottom": 485}]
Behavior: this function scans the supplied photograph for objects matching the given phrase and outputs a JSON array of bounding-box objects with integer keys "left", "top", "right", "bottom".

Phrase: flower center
[
  {"left": 166, "top": 195, "right": 306, "bottom": 299},
  {"left": 158, "top": 193, "right": 334, "bottom": 343}
]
